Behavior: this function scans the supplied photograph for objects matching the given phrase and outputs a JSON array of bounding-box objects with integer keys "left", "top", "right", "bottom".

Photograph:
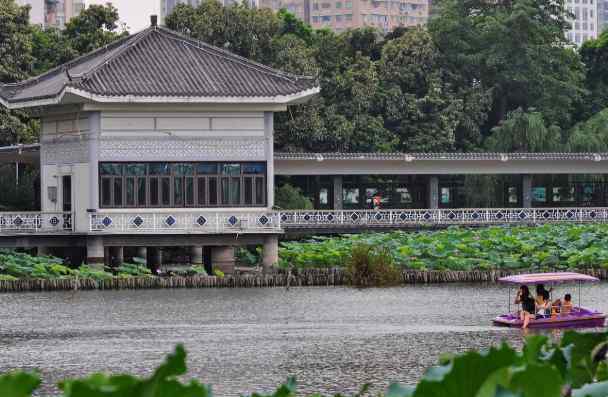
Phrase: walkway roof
[{"left": 0, "top": 23, "right": 319, "bottom": 109}]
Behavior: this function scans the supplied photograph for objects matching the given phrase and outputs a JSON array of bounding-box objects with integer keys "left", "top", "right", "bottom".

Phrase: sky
[{"left": 86, "top": 0, "right": 160, "bottom": 33}]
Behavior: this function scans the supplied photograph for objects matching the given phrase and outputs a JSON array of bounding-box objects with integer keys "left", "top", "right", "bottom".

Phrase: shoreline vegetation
[
  {"left": 2, "top": 330, "right": 608, "bottom": 397},
  {"left": 4, "top": 224, "right": 608, "bottom": 291}
]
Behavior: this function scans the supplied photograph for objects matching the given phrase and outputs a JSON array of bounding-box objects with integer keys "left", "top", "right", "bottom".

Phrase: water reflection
[{"left": 0, "top": 283, "right": 606, "bottom": 396}]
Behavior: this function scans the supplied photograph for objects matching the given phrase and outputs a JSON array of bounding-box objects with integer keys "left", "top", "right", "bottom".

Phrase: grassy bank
[{"left": 280, "top": 223, "right": 608, "bottom": 271}]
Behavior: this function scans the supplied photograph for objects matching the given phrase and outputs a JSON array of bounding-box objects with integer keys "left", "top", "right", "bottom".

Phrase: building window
[
  {"left": 322, "top": 15, "right": 332, "bottom": 21},
  {"left": 313, "top": 2, "right": 319, "bottom": 9},
  {"left": 345, "top": 1, "right": 352, "bottom": 7},
  {"left": 322, "top": 2, "right": 331, "bottom": 8},
  {"left": 343, "top": 188, "right": 359, "bottom": 205},
  {"left": 345, "top": 13, "right": 352, "bottom": 20},
  {"left": 336, "top": 14, "right": 344, "bottom": 21},
  {"left": 99, "top": 162, "right": 266, "bottom": 208},
  {"left": 312, "top": 16, "right": 320, "bottom": 22},
  {"left": 532, "top": 187, "right": 546, "bottom": 203},
  {"left": 336, "top": 1, "right": 342, "bottom": 7}
]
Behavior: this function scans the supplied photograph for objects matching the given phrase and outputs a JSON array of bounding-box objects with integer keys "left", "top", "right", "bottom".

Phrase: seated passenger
[
  {"left": 561, "top": 294, "right": 573, "bottom": 315},
  {"left": 535, "top": 284, "right": 551, "bottom": 317},
  {"left": 552, "top": 293, "right": 574, "bottom": 315},
  {"left": 515, "top": 285, "right": 536, "bottom": 329}
]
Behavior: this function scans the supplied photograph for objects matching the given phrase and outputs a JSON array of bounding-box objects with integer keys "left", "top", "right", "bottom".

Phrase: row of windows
[
  {"left": 313, "top": 14, "right": 353, "bottom": 22},
  {"left": 567, "top": 0, "right": 595, "bottom": 4},
  {"left": 99, "top": 162, "right": 267, "bottom": 208},
  {"left": 313, "top": 1, "right": 352, "bottom": 9}
]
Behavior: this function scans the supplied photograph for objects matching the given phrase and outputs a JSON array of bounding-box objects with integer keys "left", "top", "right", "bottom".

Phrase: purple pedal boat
[{"left": 493, "top": 272, "right": 606, "bottom": 329}]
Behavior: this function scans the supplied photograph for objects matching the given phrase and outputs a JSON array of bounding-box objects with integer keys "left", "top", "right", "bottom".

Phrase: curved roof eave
[{"left": 0, "top": 85, "right": 321, "bottom": 110}]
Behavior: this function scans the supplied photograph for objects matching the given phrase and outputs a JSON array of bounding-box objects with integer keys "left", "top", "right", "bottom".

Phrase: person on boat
[
  {"left": 535, "top": 284, "right": 552, "bottom": 317},
  {"left": 553, "top": 293, "right": 574, "bottom": 315},
  {"left": 515, "top": 285, "right": 535, "bottom": 328}
]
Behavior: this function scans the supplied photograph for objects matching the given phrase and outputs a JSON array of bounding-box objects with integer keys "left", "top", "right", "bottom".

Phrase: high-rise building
[
  {"left": 16, "top": 0, "right": 85, "bottom": 28},
  {"left": 565, "top": 0, "right": 599, "bottom": 46},
  {"left": 599, "top": 0, "right": 608, "bottom": 33},
  {"left": 308, "top": 0, "right": 428, "bottom": 33},
  {"left": 257, "top": 0, "right": 311, "bottom": 23}
]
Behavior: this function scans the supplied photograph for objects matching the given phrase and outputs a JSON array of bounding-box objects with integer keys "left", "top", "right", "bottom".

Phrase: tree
[
  {"left": 63, "top": 3, "right": 127, "bottom": 55},
  {"left": 485, "top": 108, "right": 562, "bottom": 152},
  {"left": 165, "top": 1, "right": 280, "bottom": 64},
  {"left": 429, "top": 0, "right": 586, "bottom": 133},
  {"left": 0, "top": 0, "right": 37, "bottom": 146},
  {"left": 566, "top": 108, "right": 608, "bottom": 152},
  {"left": 579, "top": 30, "right": 608, "bottom": 119},
  {"left": 378, "top": 28, "right": 465, "bottom": 152},
  {"left": 274, "top": 183, "right": 313, "bottom": 209}
]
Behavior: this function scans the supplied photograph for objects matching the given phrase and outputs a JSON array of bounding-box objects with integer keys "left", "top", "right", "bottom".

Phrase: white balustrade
[
  {"left": 278, "top": 207, "right": 608, "bottom": 228},
  {"left": 1, "top": 208, "right": 607, "bottom": 235},
  {"left": 89, "top": 211, "right": 281, "bottom": 234},
  {"left": 0, "top": 212, "right": 73, "bottom": 233}
]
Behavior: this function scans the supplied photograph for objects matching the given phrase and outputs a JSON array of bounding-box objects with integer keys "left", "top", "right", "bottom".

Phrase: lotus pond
[{"left": 279, "top": 224, "right": 608, "bottom": 270}]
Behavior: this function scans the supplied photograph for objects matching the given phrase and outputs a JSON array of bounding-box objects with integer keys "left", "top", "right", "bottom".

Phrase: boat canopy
[{"left": 498, "top": 272, "right": 599, "bottom": 285}]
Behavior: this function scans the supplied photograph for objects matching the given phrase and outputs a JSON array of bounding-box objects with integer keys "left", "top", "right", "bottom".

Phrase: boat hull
[{"left": 493, "top": 307, "right": 606, "bottom": 329}]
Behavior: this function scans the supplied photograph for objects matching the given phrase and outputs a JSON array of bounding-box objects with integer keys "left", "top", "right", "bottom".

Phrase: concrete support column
[
  {"left": 149, "top": 247, "right": 162, "bottom": 267},
  {"left": 522, "top": 175, "right": 532, "bottom": 208},
  {"left": 211, "top": 246, "right": 235, "bottom": 274},
  {"left": 428, "top": 176, "right": 439, "bottom": 209},
  {"left": 264, "top": 111, "right": 275, "bottom": 208},
  {"left": 86, "top": 236, "right": 104, "bottom": 267},
  {"left": 113, "top": 246, "right": 124, "bottom": 266},
  {"left": 88, "top": 112, "right": 100, "bottom": 211},
  {"left": 104, "top": 247, "right": 111, "bottom": 266},
  {"left": 333, "top": 175, "right": 343, "bottom": 210},
  {"left": 37, "top": 246, "right": 52, "bottom": 256},
  {"left": 191, "top": 246, "right": 203, "bottom": 265},
  {"left": 136, "top": 247, "right": 147, "bottom": 265},
  {"left": 263, "top": 235, "right": 279, "bottom": 271}
]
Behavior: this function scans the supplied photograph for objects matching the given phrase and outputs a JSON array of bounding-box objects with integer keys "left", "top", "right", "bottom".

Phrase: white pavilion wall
[
  {"left": 96, "top": 110, "right": 272, "bottom": 213},
  {"left": 39, "top": 113, "right": 91, "bottom": 233}
]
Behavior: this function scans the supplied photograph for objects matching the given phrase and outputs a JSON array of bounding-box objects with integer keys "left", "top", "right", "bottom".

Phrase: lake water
[{"left": 1, "top": 283, "right": 607, "bottom": 396}]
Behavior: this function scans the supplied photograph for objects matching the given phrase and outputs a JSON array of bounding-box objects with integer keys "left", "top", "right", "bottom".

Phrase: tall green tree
[
  {"left": 63, "top": 3, "right": 126, "bottom": 55},
  {"left": 485, "top": 108, "right": 562, "bottom": 152},
  {"left": 579, "top": 30, "right": 608, "bottom": 119},
  {"left": 0, "top": 0, "right": 37, "bottom": 146},
  {"left": 378, "top": 28, "right": 465, "bottom": 152},
  {"left": 429, "top": 0, "right": 586, "bottom": 133}
]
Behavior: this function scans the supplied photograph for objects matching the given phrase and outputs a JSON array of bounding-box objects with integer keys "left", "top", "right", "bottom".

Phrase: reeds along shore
[{"left": 1, "top": 268, "right": 608, "bottom": 292}]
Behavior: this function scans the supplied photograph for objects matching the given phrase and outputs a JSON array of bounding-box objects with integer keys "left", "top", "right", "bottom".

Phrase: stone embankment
[{"left": 1, "top": 268, "right": 607, "bottom": 292}]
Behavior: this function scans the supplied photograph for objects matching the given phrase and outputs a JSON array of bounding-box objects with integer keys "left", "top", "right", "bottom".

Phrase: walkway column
[
  {"left": 522, "top": 175, "right": 532, "bottom": 208},
  {"left": 263, "top": 235, "right": 279, "bottom": 271},
  {"left": 428, "top": 176, "right": 439, "bottom": 209},
  {"left": 149, "top": 247, "right": 162, "bottom": 267},
  {"left": 104, "top": 247, "right": 111, "bottom": 266},
  {"left": 211, "top": 246, "right": 235, "bottom": 274},
  {"left": 333, "top": 175, "right": 343, "bottom": 210},
  {"left": 191, "top": 246, "right": 203, "bottom": 265},
  {"left": 86, "top": 236, "right": 104, "bottom": 268},
  {"left": 264, "top": 112, "right": 275, "bottom": 208},
  {"left": 136, "top": 247, "right": 147, "bottom": 265},
  {"left": 113, "top": 246, "right": 124, "bottom": 266}
]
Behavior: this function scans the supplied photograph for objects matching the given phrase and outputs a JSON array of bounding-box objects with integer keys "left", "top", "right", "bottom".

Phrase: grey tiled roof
[
  {"left": 0, "top": 26, "right": 317, "bottom": 106},
  {"left": 274, "top": 152, "right": 608, "bottom": 161}
]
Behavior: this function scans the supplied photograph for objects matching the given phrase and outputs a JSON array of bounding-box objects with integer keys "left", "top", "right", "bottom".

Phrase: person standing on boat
[{"left": 515, "top": 285, "right": 535, "bottom": 329}]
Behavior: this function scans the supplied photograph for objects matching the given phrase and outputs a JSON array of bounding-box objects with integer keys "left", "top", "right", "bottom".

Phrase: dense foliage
[
  {"left": 345, "top": 244, "right": 401, "bottom": 286},
  {"left": 0, "top": 250, "right": 151, "bottom": 280},
  {"left": 3, "top": 330, "right": 608, "bottom": 396},
  {"left": 279, "top": 224, "right": 608, "bottom": 270},
  {"left": 275, "top": 184, "right": 314, "bottom": 210}
]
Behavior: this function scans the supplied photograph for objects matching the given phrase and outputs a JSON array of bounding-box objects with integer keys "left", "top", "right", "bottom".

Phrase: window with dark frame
[{"left": 99, "top": 162, "right": 267, "bottom": 208}]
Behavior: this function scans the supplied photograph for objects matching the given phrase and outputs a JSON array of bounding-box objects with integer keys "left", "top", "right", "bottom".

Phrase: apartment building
[
  {"left": 599, "top": 0, "right": 608, "bottom": 33},
  {"left": 565, "top": 0, "right": 599, "bottom": 45},
  {"left": 17, "top": 0, "right": 85, "bottom": 28},
  {"left": 309, "top": 0, "right": 428, "bottom": 32}
]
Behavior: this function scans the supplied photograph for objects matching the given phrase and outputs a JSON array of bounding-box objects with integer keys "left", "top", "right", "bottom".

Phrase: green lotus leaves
[{"left": 280, "top": 224, "right": 608, "bottom": 271}]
